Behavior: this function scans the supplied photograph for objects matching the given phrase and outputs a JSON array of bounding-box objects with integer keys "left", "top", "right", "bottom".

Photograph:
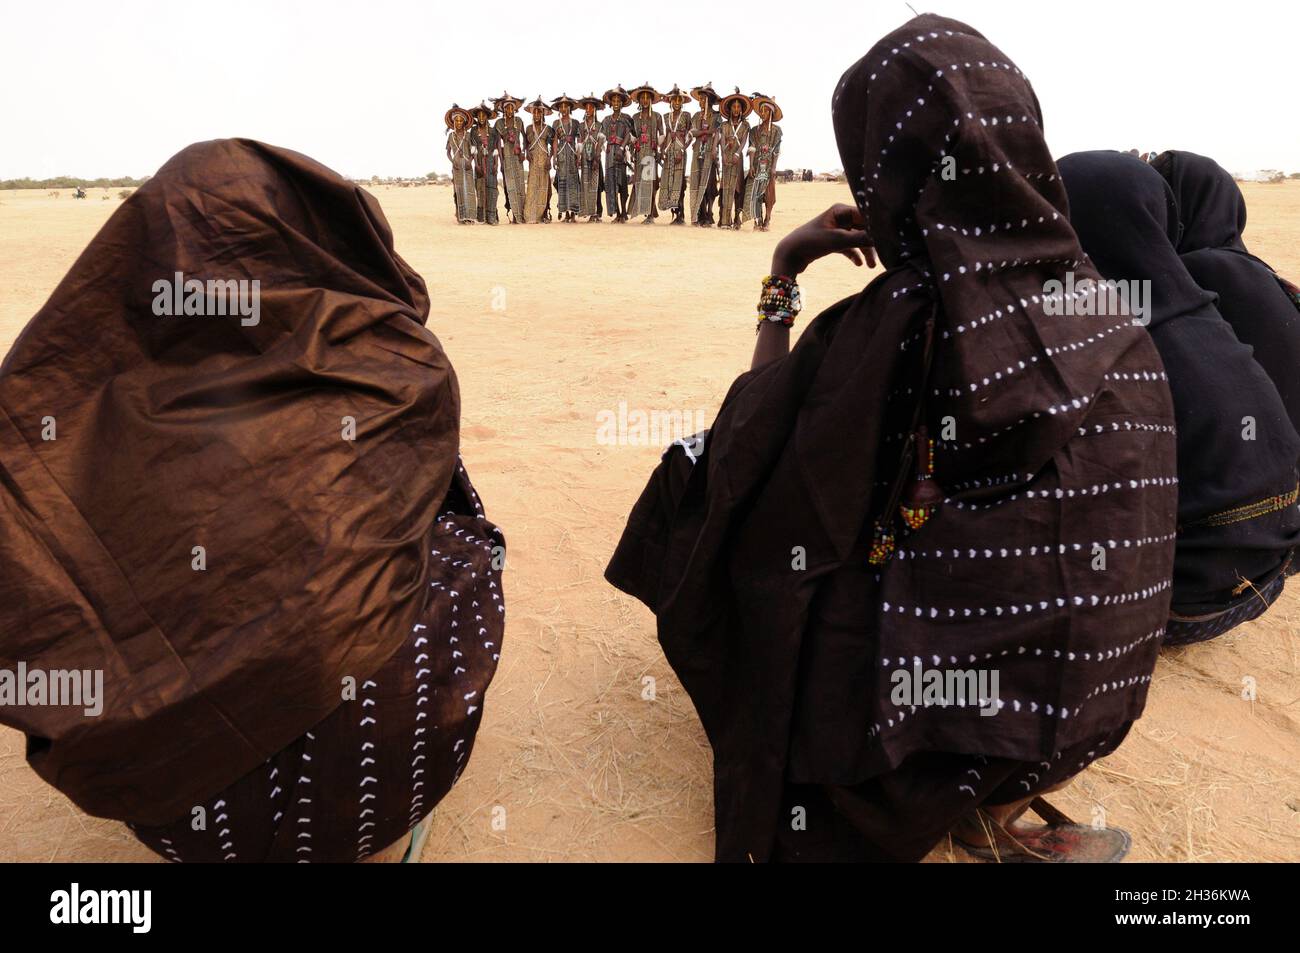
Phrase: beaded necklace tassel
[
  {"left": 867, "top": 308, "right": 941, "bottom": 567},
  {"left": 900, "top": 425, "right": 942, "bottom": 530}
]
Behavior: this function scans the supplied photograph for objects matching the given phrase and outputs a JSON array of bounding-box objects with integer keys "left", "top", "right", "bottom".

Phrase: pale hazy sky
[{"left": 3, "top": 1, "right": 1297, "bottom": 180}]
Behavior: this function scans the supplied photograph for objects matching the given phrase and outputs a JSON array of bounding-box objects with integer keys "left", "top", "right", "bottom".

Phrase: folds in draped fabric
[
  {"left": 1060, "top": 151, "right": 1300, "bottom": 613},
  {"left": 608, "top": 16, "right": 1179, "bottom": 861},
  {"left": 0, "top": 139, "right": 476, "bottom": 825}
]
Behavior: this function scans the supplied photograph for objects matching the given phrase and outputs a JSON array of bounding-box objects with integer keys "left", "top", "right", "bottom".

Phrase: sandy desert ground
[{"left": 0, "top": 179, "right": 1297, "bottom": 862}]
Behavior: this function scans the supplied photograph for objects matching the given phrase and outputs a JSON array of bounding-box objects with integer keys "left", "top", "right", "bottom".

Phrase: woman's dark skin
[{"left": 751, "top": 203, "right": 875, "bottom": 369}]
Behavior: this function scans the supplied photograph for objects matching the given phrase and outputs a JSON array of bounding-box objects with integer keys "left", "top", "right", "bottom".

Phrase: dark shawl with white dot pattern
[{"left": 607, "top": 15, "right": 1177, "bottom": 861}]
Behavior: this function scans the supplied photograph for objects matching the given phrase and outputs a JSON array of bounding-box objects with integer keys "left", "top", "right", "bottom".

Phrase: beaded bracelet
[{"left": 755, "top": 274, "right": 802, "bottom": 333}]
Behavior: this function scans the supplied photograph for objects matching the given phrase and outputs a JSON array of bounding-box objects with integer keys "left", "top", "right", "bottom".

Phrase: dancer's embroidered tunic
[
  {"left": 601, "top": 113, "right": 635, "bottom": 214},
  {"left": 446, "top": 129, "right": 477, "bottom": 222},
  {"left": 688, "top": 107, "right": 720, "bottom": 223},
  {"left": 578, "top": 116, "right": 605, "bottom": 217},
  {"left": 742, "top": 122, "right": 782, "bottom": 223},
  {"left": 719, "top": 117, "right": 749, "bottom": 226},
  {"left": 523, "top": 122, "right": 553, "bottom": 223},
  {"left": 472, "top": 123, "right": 501, "bottom": 224},
  {"left": 660, "top": 110, "right": 691, "bottom": 212},
  {"left": 629, "top": 111, "right": 663, "bottom": 217},
  {"left": 494, "top": 114, "right": 528, "bottom": 222},
  {"left": 552, "top": 116, "right": 582, "bottom": 214}
]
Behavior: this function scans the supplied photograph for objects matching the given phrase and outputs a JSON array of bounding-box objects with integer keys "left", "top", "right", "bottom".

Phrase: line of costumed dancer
[{"left": 444, "top": 84, "right": 783, "bottom": 229}]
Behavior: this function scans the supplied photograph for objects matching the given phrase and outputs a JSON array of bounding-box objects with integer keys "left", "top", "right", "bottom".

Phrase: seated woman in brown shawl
[
  {"left": 0, "top": 139, "right": 505, "bottom": 862},
  {"left": 606, "top": 15, "right": 1178, "bottom": 862}
]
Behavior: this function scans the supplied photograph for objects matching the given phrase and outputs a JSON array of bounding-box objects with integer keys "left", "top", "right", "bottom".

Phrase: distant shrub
[
  {"left": 0, "top": 175, "right": 149, "bottom": 190},
  {"left": 118, "top": 189, "right": 133, "bottom": 200}
]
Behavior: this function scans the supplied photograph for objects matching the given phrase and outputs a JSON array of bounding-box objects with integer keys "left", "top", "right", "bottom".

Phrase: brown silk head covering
[
  {"left": 0, "top": 139, "right": 463, "bottom": 824},
  {"left": 606, "top": 15, "right": 1178, "bottom": 861}
]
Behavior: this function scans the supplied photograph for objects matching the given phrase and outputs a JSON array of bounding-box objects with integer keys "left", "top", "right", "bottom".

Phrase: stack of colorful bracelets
[{"left": 756, "top": 274, "right": 802, "bottom": 332}]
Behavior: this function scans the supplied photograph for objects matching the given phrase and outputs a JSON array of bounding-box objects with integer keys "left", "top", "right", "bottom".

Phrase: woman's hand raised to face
[{"left": 771, "top": 203, "right": 876, "bottom": 277}]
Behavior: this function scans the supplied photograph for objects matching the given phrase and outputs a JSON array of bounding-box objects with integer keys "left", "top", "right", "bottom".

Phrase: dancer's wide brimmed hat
[
  {"left": 444, "top": 104, "right": 472, "bottom": 129},
  {"left": 524, "top": 95, "right": 553, "bottom": 115},
  {"left": 469, "top": 100, "right": 497, "bottom": 122},
  {"left": 720, "top": 87, "right": 752, "bottom": 118},
  {"left": 577, "top": 92, "right": 604, "bottom": 111},
  {"left": 690, "top": 82, "right": 720, "bottom": 105},
  {"left": 749, "top": 92, "right": 782, "bottom": 121},
  {"left": 628, "top": 82, "right": 661, "bottom": 105},
  {"left": 603, "top": 85, "right": 630, "bottom": 107},
  {"left": 491, "top": 91, "right": 523, "bottom": 111},
  {"left": 662, "top": 84, "right": 689, "bottom": 105},
  {"left": 551, "top": 92, "right": 579, "bottom": 111}
]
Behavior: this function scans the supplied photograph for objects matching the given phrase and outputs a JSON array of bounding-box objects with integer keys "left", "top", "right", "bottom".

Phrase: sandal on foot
[{"left": 953, "top": 797, "right": 1131, "bottom": 863}]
